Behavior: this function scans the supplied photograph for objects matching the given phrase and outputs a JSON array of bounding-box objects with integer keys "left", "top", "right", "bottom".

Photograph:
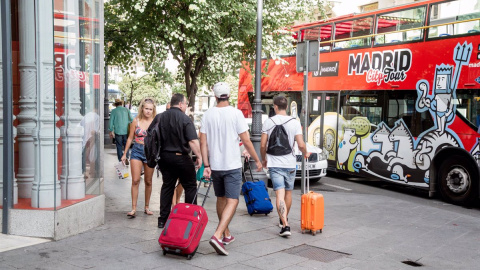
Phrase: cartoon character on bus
[
  {"left": 416, "top": 42, "right": 472, "bottom": 135},
  {"left": 352, "top": 42, "right": 473, "bottom": 186}
]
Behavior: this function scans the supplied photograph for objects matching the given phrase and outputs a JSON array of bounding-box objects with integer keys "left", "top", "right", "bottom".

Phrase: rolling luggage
[
  {"left": 158, "top": 177, "right": 212, "bottom": 260},
  {"left": 301, "top": 158, "right": 324, "bottom": 235},
  {"left": 242, "top": 160, "right": 273, "bottom": 216}
]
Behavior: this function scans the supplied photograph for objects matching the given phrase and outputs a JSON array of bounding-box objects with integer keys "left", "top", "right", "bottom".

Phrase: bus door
[{"left": 308, "top": 92, "right": 340, "bottom": 167}]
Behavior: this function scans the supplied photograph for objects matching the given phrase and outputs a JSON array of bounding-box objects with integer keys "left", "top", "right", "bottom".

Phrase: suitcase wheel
[
  {"left": 311, "top": 231, "right": 316, "bottom": 236},
  {"left": 187, "top": 254, "right": 193, "bottom": 260},
  {"left": 301, "top": 230, "right": 305, "bottom": 234},
  {"left": 319, "top": 229, "right": 322, "bottom": 233},
  {"left": 163, "top": 250, "right": 167, "bottom": 256},
  {"left": 265, "top": 213, "right": 268, "bottom": 216}
]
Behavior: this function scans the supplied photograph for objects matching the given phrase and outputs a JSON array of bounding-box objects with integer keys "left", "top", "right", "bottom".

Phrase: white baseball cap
[{"left": 213, "top": 82, "right": 230, "bottom": 98}]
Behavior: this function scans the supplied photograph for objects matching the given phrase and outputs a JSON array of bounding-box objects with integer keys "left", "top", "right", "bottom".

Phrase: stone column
[
  {"left": 31, "top": 0, "right": 61, "bottom": 208},
  {"left": 0, "top": 22, "right": 18, "bottom": 206},
  {"left": 16, "top": 0, "right": 37, "bottom": 198},
  {"left": 59, "top": 0, "right": 85, "bottom": 200}
]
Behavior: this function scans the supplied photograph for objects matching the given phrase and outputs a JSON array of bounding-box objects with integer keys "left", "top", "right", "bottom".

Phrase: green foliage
[
  {"left": 118, "top": 75, "right": 171, "bottom": 107},
  {"left": 105, "top": 0, "right": 327, "bottom": 109}
]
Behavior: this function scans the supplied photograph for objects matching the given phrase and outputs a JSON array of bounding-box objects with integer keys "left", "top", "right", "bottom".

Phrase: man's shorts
[
  {"left": 211, "top": 168, "right": 242, "bottom": 199},
  {"left": 269, "top": 167, "right": 296, "bottom": 191}
]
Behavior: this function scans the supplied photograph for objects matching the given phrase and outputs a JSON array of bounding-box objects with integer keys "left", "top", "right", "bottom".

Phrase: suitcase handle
[
  {"left": 193, "top": 177, "right": 212, "bottom": 207},
  {"left": 244, "top": 158, "right": 259, "bottom": 182},
  {"left": 305, "top": 157, "right": 310, "bottom": 193}
]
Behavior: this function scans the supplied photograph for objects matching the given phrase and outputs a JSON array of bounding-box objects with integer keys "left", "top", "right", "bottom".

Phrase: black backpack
[
  {"left": 266, "top": 118, "right": 295, "bottom": 156},
  {"left": 144, "top": 114, "right": 162, "bottom": 168}
]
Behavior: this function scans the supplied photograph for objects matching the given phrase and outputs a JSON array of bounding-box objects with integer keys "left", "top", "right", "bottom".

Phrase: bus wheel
[{"left": 438, "top": 155, "right": 478, "bottom": 206}]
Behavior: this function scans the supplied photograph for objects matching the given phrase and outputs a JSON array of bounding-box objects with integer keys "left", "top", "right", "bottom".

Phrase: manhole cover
[{"left": 282, "top": 244, "right": 350, "bottom": 263}]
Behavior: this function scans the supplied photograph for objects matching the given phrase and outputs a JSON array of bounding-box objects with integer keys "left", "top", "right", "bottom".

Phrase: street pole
[
  {"left": 249, "top": 0, "right": 268, "bottom": 187},
  {"left": 2, "top": 0, "right": 13, "bottom": 234},
  {"left": 104, "top": 65, "right": 110, "bottom": 145},
  {"left": 300, "top": 41, "right": 309, "bottom": 195}
]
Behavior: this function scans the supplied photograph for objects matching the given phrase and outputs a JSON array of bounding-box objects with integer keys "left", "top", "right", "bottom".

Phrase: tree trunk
[
  {"left": 129, "top": 81, "right": 134, "bottom": 109},
  {"left": 184, "top": 54, "right": 206, "bottom": 116}
]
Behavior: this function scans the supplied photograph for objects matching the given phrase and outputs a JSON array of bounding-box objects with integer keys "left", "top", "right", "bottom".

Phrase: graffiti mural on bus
[{"left": 352, "top": 42, "right": 473, "bottom": 186}]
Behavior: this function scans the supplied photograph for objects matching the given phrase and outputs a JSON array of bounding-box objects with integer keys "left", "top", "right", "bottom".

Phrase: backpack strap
[{"left": 265, "top": 117, "right": 295, "bottom": 132}]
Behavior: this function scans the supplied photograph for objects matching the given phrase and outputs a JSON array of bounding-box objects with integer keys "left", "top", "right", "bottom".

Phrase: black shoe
[
  {"left": 279, "top": 226, "right": 291, "bottom": 237},
  {"left": 158, "top": 217, "right": 166, "bottom": 228}
]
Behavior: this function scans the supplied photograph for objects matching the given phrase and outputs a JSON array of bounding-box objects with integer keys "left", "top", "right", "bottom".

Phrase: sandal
[
  {"left": 144, "top": 208, "right": 154, "bottom": 215},
  {"left": 127, "top": 210, "right": 136, "bottom": 218}
]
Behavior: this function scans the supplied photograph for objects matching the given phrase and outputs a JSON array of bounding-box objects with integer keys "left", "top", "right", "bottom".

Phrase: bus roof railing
[{"left": 299, "top": 17, "right": 480, "bottom": 46}]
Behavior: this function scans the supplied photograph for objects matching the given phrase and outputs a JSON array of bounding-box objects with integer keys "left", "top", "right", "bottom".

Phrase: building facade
[{"left": 1, "top": 0, "right": 105, "bottom": 240}]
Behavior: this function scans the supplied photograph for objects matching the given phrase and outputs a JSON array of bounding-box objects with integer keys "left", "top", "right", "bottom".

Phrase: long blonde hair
[{"left": 138, "top": 98, "right": 156, "bottom": 120}]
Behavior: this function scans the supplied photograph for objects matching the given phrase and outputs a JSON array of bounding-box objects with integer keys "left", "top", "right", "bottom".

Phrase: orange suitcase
[{"left": 301, "top": 159, "right": 324, "bottom": 235}]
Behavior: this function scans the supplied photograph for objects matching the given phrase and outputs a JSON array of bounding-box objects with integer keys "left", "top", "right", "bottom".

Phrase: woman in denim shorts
[{"left": 122, "top": 98, "right": 156, "bottom": 218}]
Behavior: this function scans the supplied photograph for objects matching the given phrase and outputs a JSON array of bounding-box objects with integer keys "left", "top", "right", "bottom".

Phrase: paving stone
[
  {"left": 57, "top": 251, "right": 99, "bottom": 269},
  {"left": 182, "top": 250, "right": 255, "bottom": 270},
  {"left": 229, "top": 238, "right": 292, "bottom": 257},
  {"left": 241, "top": 251, "right": 308, "bottom": 270},
  {"left": 217, "top": 263, "right": 260, "bottom": 270},
  {"left": 124, "top": 239, "right": 163, "bottom": 254},
  {"left": 27, "top": 259, "right": 84, "bottom": 270}
]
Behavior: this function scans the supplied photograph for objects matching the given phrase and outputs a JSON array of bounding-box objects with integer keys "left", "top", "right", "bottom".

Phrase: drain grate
[{"left": 282, "top": 244, "right": 350, "bottom": 263}]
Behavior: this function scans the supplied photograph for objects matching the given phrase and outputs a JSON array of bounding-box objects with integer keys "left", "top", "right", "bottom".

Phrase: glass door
[{"left": 308, "top": 92, "right": 340, "bottom": 167}]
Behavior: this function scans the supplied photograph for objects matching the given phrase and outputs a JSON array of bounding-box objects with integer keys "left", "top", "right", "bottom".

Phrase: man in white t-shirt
[
  {"left": 260, "top": 96, "right": 309, "bottom": 237},
  {"left": 200, "top": 82, "right": 262, "bottom": 256}
]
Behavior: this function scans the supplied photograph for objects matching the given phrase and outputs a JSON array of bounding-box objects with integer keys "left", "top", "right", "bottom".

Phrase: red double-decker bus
[{"left": 238, "top": 0, "right": 480, "bottom": 205}]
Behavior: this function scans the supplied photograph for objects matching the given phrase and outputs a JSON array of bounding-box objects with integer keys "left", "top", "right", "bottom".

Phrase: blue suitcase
[{"left": 242, "top": 161, "right": 273, "bottom": 216}]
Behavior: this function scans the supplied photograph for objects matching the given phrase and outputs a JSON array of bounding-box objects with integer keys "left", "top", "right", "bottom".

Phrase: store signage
[{"left": 313, "top": 61, "right": 339, "bottom": 77}]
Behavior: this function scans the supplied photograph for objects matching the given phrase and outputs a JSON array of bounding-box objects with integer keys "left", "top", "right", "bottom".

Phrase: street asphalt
[{"left": 1, "top": 147, "right": 480, "bottom": 269}]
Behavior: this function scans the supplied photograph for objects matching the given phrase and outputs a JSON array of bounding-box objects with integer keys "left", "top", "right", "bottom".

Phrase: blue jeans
[
  {"left": 130, "top": 143, "right": 147, "bottom": 163},
  {"left": 269, "top": 167, "right": 296, "bottom": 191},
  {"left": 114, "top": 134, "right": 129, "bottom": 161}
]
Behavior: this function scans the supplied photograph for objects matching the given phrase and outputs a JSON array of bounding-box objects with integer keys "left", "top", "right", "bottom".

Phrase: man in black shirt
[{"left": 157, "top": 93, "right": 202, "bottom": 228}]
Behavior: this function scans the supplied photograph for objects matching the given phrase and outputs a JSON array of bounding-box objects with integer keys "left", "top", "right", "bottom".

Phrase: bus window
[
  {"left": 455, "top": 90, "right": 480, "bottom": 132},
  {"left": 334, "top": 17, "right": 374, "bottom": 49},
  {"left": 341, "top": 92, "right": 382, "bottom": 130},
  {"left": 386, "top": 90, "right": 433, "bottom": 137},
  {"left": 303, "top": 26, "right": 320, "bottom": 41},
  {"left": 375, "top": 6, "right": 426, "bottom": 44},
  {"left": 319, "top": 24, "right": 333, "bottom": 52},
  {"left": 428, "top": 0, "right": 480, "bottom": 38}
]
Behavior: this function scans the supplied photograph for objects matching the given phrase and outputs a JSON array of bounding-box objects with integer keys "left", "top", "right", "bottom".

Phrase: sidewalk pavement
[{"left": 1, "top": 147, "right": 480, "bottom": 269}]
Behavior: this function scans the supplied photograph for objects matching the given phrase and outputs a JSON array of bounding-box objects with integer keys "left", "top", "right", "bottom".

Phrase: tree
[
  {"left": 105, "top": 0, "right": 327, "bottom": 110},
  {"left": 118, "top": 75, "right": 172, "bottom": 108}
]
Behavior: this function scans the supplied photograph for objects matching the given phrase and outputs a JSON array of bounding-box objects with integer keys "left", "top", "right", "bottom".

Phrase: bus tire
[{"left": 438, "top": 155, "right": 478, "bottom": 206}]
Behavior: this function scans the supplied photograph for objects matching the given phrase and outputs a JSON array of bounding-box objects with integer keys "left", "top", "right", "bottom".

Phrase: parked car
[
  {"left": 291, "top": 143, "right": 328, "bottom": 183},
  {"left": 241, "top": 142, "right": 328, "bottom": 184}
]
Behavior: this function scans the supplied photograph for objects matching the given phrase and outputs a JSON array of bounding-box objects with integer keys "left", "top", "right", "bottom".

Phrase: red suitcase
[
  {"left": 301, "top": 159, "right": 324, "bottom": 235},
  {"left": 159, "top": 178, "right": 212, "bottom": 260}
]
